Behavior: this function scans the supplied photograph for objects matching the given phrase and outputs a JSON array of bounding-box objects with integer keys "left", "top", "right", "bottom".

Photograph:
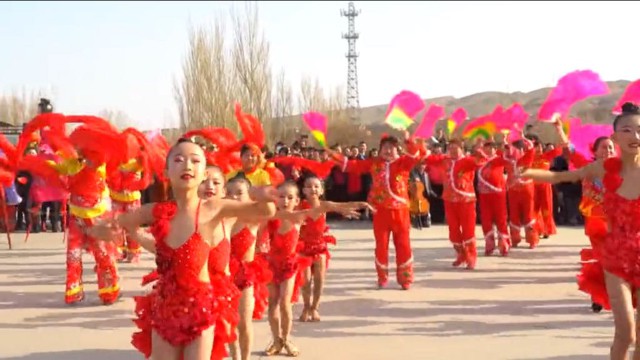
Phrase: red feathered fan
[{"left": 182, "top": 127, "right": 242, "bottom": 173}]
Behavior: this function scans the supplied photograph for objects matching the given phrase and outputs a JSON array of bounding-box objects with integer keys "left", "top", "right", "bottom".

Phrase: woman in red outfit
[
  {"left": 476, "top": 141, "right": 510, "bottom": 256},
  {"left": 263, "top": 181, "right": 369, "bottom": 357},
  {"left": 90, "top": 138, "right": 276, "bottom": 360},
  {"left": 565, "top": 136, "right": 616, "bottom": 313},
  {"left": 530, "top": 136, "right": 564, "bottom": 238},
  {"left": 523, "top": 103, "right": 640, "bottom": 359},
  {"left": 424, "top": 139, "right": 485, "bottom": 270}
]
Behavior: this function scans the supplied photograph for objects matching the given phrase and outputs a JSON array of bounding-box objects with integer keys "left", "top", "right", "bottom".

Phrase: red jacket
[
  {"left": 341, "top": 142, "right": 420, "bottom": 210},
  {"left": 477, "top": 154, "right": 508, "bottom": 194},
  {"left": 425, "top": 154, "right": 483, "bottom": 203}
]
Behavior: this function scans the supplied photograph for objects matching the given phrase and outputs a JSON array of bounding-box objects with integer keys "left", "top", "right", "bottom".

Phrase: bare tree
[
  {"left": 174, "top": 17, "right": 233, "bottom": 131},
  {"left": 271, "top": 69, "right": 295, "bottom": 141},
  {"left": 230, "top": 1, "right": 273, "bottom": 136},
  {"left": 0, "top": 90, "right": 40, "bottom": 125},
  {"left": 98, "top": 109, "right": 132, "bottom": 129}
]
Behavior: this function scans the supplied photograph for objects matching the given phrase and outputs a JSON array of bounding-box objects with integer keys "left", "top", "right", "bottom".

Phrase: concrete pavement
[{"left": 0, "top": 224, "right": 612, "bottom": 359}]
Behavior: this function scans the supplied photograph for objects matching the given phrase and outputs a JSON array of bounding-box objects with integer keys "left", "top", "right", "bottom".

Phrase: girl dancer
[
  {"left": 264, "top": 181, "right": 369, "bottom": 357},
  {"left": 225, "top": 175, "right": 272, "bottom": 360},
  {"left": 91, "top": 138, "right": 276, "bottom": 360},
  {"left": 523, "top": 103, "right": 640, "bottom": 359},
  {"left": 298, "top": 175, "right": 339, "bottom": 323}
]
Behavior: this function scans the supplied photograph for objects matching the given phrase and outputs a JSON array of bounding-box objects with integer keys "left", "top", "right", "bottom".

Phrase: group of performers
[{"left": 2, "top": 92, "right": 640, "bottom": 359}]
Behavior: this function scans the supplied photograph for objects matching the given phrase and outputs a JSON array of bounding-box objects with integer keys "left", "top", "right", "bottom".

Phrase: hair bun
[{"left": 621, "top": 102, "right": 640, "bottom": 114}]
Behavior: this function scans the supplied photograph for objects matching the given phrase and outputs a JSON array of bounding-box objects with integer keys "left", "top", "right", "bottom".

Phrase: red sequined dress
[
  {"left": 131, "top": 201, "right": 217, "bottom": 357},
  {"left": 595, "top": 157, "right": 640, "bottom": 308},
  {"left": 569, "top": 152, "right": 610, "bottom": 308},
  {"left": 299, "top": 201, "right": 337, "bottom": 268},
  {"left": 208, "top": 236, "right": 241, "bottom": 360},
  {"left": 267, "top": 219, "right": 311, "bottom": 302},
  {"left": 229, "top": 227, "right": 272, "bottom": 320}
]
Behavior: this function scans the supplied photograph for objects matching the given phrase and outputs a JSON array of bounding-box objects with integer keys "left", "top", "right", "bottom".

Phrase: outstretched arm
[
  {"left": 88, "top": 203, "right": 156, "bottom": 253},
  {"left": 214, "top": 187, "right": 277, "bottom": 221},
  {"left": 522, "top": 160, "right": 602, "bottom": 184}
]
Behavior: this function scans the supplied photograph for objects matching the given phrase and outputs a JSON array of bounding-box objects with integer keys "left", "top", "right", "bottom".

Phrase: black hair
[
  {"left": 379, "top": 135, "right": 400, "bottom": 149},
  {"left": 613, "top": 102, "right": 640, "bottom": 130},
  {"left": 296, "top": 173, "right": 325, "bottom": 200},
  {"left": 278, "top": 146, "right": 290, "bottom": 156},
  {"left": 227, "top": 172, "right": 251, "bottom": 189},
  {"left": 277, "top": 180, "right": 300, "bottom": 196},
  {"left": 525, "top": 134, "right": 541, "bottom": 147},
  {"left": 38, "top": 98, "right": 53, "bottom": 114},
  {"left": 165, "top": 137, "right": 198, "bottom": 168},
  {"left": 591, "top": 136, "right": 611, "bottom": 153},
  {"left": 240, "top": 143, "right": 253, "bottom": 156},
  {"left": 511, "top": 139, "right": 525, "bottom": 150}
]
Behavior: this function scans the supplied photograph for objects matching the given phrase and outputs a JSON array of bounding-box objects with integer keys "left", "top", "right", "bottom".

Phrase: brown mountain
[{"left": 349, "top": 80, "right": 630, "bottom": 146}]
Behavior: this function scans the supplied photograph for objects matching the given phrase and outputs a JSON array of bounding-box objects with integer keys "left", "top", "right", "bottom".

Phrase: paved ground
[{"left": 0, "top": 223, "right": 612, "bottom": 360}]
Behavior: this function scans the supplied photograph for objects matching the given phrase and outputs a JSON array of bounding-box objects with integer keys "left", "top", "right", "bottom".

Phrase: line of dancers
[{"left": 2, "top": 99, "right": 640, "bottom": 359}]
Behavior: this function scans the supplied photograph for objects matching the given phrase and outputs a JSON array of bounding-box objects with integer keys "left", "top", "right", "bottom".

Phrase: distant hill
[{"left": 347, "top": 80, "right": 631, "bottom": 145}]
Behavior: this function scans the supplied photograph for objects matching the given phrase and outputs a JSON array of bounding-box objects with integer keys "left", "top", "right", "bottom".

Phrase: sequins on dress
[{"left": 131, "top": 201, "right": 216, "bottom": 357}]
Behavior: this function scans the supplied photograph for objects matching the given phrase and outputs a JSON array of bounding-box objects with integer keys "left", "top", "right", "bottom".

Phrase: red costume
[
  {"left": 208, "top": 235, "right": 241, "bottom": 360},
  {"left": 16, "top": 115, "right": 125, "bottom": 305},
  {"left": 531, "top": 148, "right": 562, "bottom": 237},
  {"left": 267, "top": 219, "right": 310, "bottom": 302},
  {"left": 298, "top": 201, "right": 337, "bottom": 269},
  {"left": 425, "top": 153, "right": 483, "bottom": 269},
  {"left": 339, "top": 140, "right": 419, "bottom": 288},
  {"left": 107, "top": 158, "right": 147, "bottom": 263},
  {"left": 476, "top": 153, "right": 510, "bottom": 256},
  {"left": 132, "top": 201, "right": 240, "bottom": 360},
  {"left": 503, "top": 141, "right": 538, "bottom": 248},
  {"left": 585, "top": 157, "right": 640, "bottom": 310},
  {"left": 229, "top": 227, "right": 272, "bottom": 320}
]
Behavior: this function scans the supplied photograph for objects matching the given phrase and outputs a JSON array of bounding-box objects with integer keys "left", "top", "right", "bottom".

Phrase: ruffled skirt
[
  {"left": 230, "top": 254, "right": 273, "bottom": 320},
  {"left": 132, "top": 274, "right": 241, "bottom": 360}
]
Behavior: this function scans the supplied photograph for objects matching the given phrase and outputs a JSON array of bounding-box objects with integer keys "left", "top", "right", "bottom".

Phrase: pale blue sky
[{"left": 1, "top": 1, "right": 638, "bottom": 130}]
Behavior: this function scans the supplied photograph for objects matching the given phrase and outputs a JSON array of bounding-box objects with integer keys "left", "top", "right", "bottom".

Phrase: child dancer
[
  {"left": 225, "top": 175, "right": 273, "bottom": 360},
  {"left": 298, "top": 175, "right": 339, "bottom": 323},
  {"left": 523, "top": 103, "right": 640, "bottom": 359},
  {"left": 90, "top": 138, "right": 277, "bottom": 360},
  {"left": 264, "top": 181, "right": 369, "bottom": 357}
]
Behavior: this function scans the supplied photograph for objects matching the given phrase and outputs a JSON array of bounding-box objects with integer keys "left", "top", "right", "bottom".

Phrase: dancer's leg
[{"left": 604, "top": 271, "right": 635, "bottom": 360}]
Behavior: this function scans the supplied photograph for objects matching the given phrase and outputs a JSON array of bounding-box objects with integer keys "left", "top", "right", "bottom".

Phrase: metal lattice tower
[{"left": 341, "top": 2, "right": 361, "bottom": 122}]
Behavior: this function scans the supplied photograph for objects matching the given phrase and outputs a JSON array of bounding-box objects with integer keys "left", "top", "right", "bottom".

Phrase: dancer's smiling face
[
  {"left": 612, "top": 114, "right": 640, "bottom": 156},
  {"left": 166, "top": 140, "right": 207, "bottom": 191}
]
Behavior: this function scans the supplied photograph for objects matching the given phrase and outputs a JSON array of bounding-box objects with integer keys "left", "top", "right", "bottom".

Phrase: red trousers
[
  {"left": 65, "top": 216, "right": 120, "bottom": 304},
  {"left": 533, "top": 184, "right": 556, "bottom": 236},
  {"left": 112, "top": 199, "right": 141, "bottom": 260},
  {"left": 444, "top": 201, "right": 477, "bottom": 269},
  {"left": 479, "top": 192, "right": 510, "bottom": 255},
  {"left": 507, "top": 187, "right": 539, "bottom": 248},
  {"left": 372, "top": 207, "right": 413, "bottom": 286}
]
